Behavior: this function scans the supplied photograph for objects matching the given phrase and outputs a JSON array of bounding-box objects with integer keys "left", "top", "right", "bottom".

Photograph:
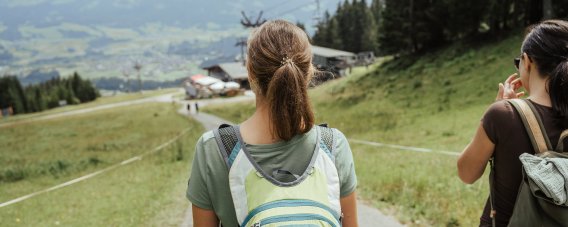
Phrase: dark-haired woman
[
  {"left": 458, "top": 20, "right": 568, "bottom": 226},
  {"left": 187, "top": 20, "right": 358, "bottom": 227}
]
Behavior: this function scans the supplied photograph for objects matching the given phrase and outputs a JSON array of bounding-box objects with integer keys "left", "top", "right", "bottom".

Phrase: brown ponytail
[
  {"left": 549, "top": 60, "right": 568, "bottom": 117},
  {"left": 522, "top": 20, "right": 568, "bottom": 117},
  {"left": 246, "top": 20, "right": 315, "bottom": 140}
]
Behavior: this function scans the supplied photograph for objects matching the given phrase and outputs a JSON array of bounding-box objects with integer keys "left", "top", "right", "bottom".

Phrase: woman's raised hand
[{"left": 495, "top": 73, "right": 525, "bottom": 101}]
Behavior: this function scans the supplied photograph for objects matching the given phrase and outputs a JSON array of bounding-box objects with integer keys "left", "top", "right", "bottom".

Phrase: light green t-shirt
[{"left": 186, "top": 126, "right": 357, "bottom": 227}]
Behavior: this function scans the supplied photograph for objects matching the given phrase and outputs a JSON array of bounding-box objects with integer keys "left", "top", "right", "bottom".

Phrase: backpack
[
  {"left": 213, "top": 124, "right": 342, "bottom": 227},
  {"left": 489, "top": 99, "right": 568, "bottom": 227}
]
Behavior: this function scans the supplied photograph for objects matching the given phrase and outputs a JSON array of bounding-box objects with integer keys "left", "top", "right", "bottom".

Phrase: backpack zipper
[
  {"left": 252, "top": 213, "right": 337, "bottom": 227},
  {"left": 241, "top": 199, "right": 341, "bottom": 226}
]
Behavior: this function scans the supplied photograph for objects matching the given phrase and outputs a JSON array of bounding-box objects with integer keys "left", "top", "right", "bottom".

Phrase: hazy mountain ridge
[
  {"left": 0, "top": 0, "right": 339, "bottom": 85},
  {"left": 0, "top": 0, "right": 334, "bottom": 40},
  {"left": 0, "top": 0, "right": 238, "bottom": 32}
]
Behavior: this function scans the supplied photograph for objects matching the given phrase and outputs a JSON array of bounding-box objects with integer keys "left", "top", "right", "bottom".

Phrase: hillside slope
[
  {"left": 313, "top": 33, "right": 523, "bottom": 148},
  {"left": 203, "top": 33, "right": 525, "bottom": 226}
]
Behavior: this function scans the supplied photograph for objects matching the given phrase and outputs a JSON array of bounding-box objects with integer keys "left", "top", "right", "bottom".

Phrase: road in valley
[{"left": 0, "top": 92, "right": 183, "bottom": 128}]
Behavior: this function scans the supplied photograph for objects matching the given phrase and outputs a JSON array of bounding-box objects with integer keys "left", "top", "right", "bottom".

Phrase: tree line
[
  {"left": 312, "top": 0, "right": 568, "bottom": 55},
  {"left": 0, "top": 72, "right": 100, "bottom": 115},
  {"left": 93, "top": 77, "right": 186, "bottom": 92}
]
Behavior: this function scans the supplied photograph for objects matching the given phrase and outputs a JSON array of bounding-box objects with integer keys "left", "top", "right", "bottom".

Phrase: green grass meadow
[
  {"left": 0, "top": 101, "right": 202, "bottom": 226},
  {"left": 202, "top": 34, "right": 525, "bottom": 226}
]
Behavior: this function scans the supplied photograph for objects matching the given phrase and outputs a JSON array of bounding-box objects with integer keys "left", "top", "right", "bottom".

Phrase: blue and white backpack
[{"left": 213, "top": 124, "right": 342, "bottom": 227}]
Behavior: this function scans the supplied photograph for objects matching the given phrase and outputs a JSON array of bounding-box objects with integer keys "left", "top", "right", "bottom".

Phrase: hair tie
[{"left": 281, "top": 56, "right": 294, "bottom": 66}]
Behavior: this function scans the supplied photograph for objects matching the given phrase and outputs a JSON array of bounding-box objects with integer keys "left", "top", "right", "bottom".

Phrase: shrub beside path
[{"left": 178, "top": 96, "right": 404, "bottom": 227}]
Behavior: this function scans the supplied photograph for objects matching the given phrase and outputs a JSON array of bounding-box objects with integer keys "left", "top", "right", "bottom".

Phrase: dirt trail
[{"left": 178, "top": 95, "right": 404, "bottom": 227}]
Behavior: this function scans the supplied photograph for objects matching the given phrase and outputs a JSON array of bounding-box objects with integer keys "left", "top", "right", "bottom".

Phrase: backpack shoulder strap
[
  {"left": 213, "top": 124, "right": 241, "bottom": 169},
  {"left": 507, "top": 99, "right": 552, "bottom": 154},
  {"left": 317, "top": 123, "right": 336, "bottom": 160},
  {"left": 488, "top": 157, "right": 498, "bottom": 226},
  {"left": 557, "top": 129, "right": 568, "bottom": 152}
]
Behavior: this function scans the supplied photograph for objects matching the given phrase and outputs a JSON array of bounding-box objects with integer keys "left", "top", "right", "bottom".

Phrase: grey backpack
[{"left": 489, "top": 99, "right": 568, "bottom": 227}]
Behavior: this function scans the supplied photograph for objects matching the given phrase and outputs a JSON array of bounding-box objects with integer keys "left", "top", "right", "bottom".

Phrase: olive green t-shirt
[{"left": 186, "top": 126, "right": 357, "bottom": 226}]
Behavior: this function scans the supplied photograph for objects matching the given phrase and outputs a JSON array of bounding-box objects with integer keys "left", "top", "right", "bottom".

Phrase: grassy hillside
[
  {"left": 203, "top": 33, "right": 525, "bottom": 226},
  {"left": 0, "top": 102, "right": 202, "bottom": 226}
]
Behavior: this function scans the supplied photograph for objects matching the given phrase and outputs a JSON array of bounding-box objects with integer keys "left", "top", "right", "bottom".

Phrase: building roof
[
  {"left": 218, "top": 62, "right": 248, "bottom": 80},
  {"left": 199, "top": 56, "right": 238, "bottom": 69},
  {"left": 312, "top": 45, "right": 356, "bottom": 58},
  {"left": 189, "top": 74, "right": 222, "bottom": 86}
]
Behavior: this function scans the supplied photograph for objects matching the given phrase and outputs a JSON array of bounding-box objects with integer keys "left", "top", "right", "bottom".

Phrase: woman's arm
[
  {"left": 340, "top": 191, "right": 358, "bottom": 227},
  {"left": 192, "top": 205, "right": 219, "bottom": 227},
  {"left": 458, "top": 73, "right": 522, "bottom": 184},
  {"left": 457, "top": 123, "right": 495, "bottom": 184}
]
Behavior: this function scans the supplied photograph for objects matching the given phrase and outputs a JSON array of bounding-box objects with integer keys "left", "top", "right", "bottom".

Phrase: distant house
[
  {"left": 200, "top": 46, "right": 358, "bottom": 89},
  {"left": 202, "top": 61, "right": 250, "bottom": 89},
  {"left": 182, "top": 74, "right": 241, "bottom": 99},
  {"left": 199, "top": 56, "right": 237, "bottom": 71},
  {"left": 312, "top": 45, "right": 356, "bottom": 77},
  {"left": 356, "top": 51, "right": 376, "bottom": 67}
]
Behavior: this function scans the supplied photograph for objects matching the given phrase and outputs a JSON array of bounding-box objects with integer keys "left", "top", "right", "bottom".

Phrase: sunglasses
[{"left": 514, "top": 55, "right": 521, "bottom": 70}]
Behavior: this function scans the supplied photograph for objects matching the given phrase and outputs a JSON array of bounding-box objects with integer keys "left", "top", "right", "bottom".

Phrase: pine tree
[
  {"left": 13, "top": 76, "right": 28, "bottom": 113},
  {"left": 0, "top": 76, "right": 12, "bottom": 109},
  {"left": 71, "top": 72, "right": 82, "bottom": 98},
  {"left": 370, "top": 0, "right": 382, "bottom": 23},
  {"left": 328, "top": 17, "right": 343, "bottom": 49},
  {"left": 379, "top": 0, "right": 411, "bottom": 54},
  {"left": 312, "top": 0, "right": 561, "bottom": 57},
  {"left": 0, "top": 76, "right": 29, "bottom": 114},
  {"left": 441, "top": 0, "right": 488, "bottom": 39},
  {"left": 313, "top": 11, "right": 331, "bottom": 47},
  {"left": 33, "top": 86, "right": 46, "bottom": 111},
  {"left": 295, "top": 22, "right": 307, "bottom": 33},
  {"left": 337, "top": 1, "right": 355, "bottom": 51},
  {"left": 8, "top": 87, "right": 25, "bottom": 114},
  {"left": 554, "top": 0, "right": 568, "bottom": 19},
  {"left": 360, "top": 0, "right": 379, "bottom": 53}
]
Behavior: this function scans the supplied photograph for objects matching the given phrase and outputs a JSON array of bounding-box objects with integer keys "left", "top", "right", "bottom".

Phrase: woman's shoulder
[
  {"left": 197, "top": 130, "right": 217, "bottom": 146},
  {"left": 194, "top": 130, "right": 224, "bottom": 160},
  {"left": 331, "top": 128, "right": 348, "bottom": 143},
  {"left": 482, "top": 100, "right": 523, "bottom": 144},
  {"left": 488, "top": 99, "right": 515, "bottom": 112},
  {"left": 314, "top": 126, "right": 348, "bottom": 147},
  {"left": 328, "top": 127, "right": 351, "bottom": 156},
  {"left": 484, "top": 100, "right": 517, "bottom": 122}
]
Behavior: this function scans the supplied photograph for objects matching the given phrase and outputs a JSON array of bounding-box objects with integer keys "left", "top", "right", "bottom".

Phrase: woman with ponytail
[
  {"left": 458, "top": 20, "right": 568, "bottom": 226},
  {"left": 187, "top": 20, "right": 358, "bottom": 227}
]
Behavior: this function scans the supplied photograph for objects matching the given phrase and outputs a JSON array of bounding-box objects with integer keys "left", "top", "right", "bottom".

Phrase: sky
[{"left": 0, "top": 0, "right": 343, "bottom": 37}]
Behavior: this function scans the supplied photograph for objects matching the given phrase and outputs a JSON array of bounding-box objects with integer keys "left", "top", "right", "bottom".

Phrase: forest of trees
[
  {"left": 312, "top": 0, "right": 568, "bottom": 55},
  {"left": 0, "top": 72, "right": 100, "bottom": 115}
]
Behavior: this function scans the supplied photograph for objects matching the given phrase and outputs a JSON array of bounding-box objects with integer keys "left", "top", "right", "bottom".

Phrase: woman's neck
[
  {"left": 239, "top": 99, "right": 281, "bottom": 145},
  {"left": 528, "top": 77, "right": 552, "bottom": 107}
]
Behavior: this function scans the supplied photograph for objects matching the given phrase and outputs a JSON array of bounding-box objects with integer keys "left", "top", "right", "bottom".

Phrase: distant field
[
  {"left": 203, "top": 34, "right": 524, "bottom": 226},
  {"left": 0, "top": 101, "right": 201, "bottom": 226},
  {"left": 5, "top": 22, "right": 212, "bottom": 81},
  {"left": 1, "top": 88, "right": 181, "bottom": 124}
]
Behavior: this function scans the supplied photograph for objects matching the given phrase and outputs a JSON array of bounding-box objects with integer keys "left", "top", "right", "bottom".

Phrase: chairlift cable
[{"left": 268, "top": 1, "right": 315, "bottom": 19}]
